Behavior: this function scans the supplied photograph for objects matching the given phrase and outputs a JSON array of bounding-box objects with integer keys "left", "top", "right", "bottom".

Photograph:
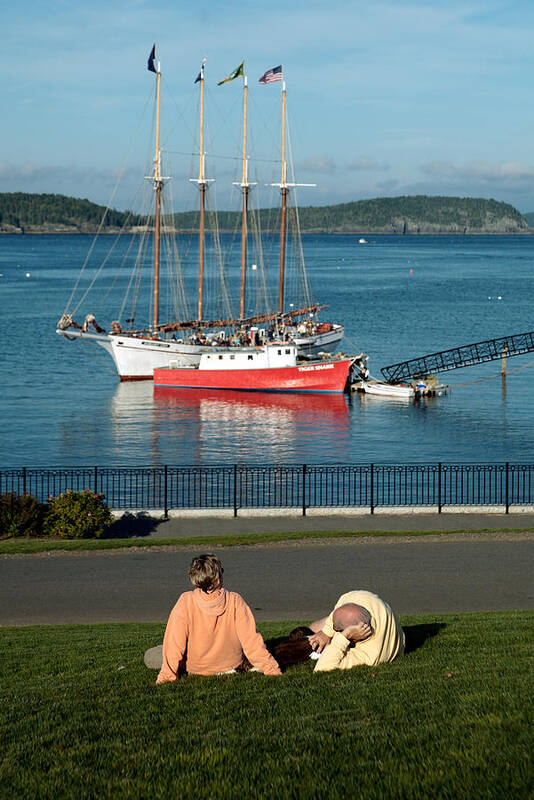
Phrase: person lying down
[{"left": 145, "top": 554, "right": 282, "bottom": 682}]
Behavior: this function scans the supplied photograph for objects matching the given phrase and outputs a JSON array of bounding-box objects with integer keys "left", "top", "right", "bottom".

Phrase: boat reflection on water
[
  {"left": 354, "top": 390, "right": 442, "bottom": 408},
  {"left": 108, "top": 383, "right": 351, "bottom": 462},
  {"left": 153, "top": 387, "right": 351, "bottom": 462},
  {"left": 153, "top": 386, "right": 351, "bottom": 414}
]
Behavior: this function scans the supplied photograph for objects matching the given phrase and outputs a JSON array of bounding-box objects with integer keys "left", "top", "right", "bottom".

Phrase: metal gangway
[{"left": 381, "top": 330, "right": 534, "bottom": 384}]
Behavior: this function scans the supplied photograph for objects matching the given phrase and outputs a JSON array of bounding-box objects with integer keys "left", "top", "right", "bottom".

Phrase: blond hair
[{"left": 188, "top": 554, "right": 224, "bottom": 592}]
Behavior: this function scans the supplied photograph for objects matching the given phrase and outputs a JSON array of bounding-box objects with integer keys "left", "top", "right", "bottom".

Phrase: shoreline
[{"left": 1, "top": 229, "right": 533, "bottom": 236}]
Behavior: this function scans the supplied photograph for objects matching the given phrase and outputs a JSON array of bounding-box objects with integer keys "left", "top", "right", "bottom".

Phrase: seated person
[
  {"left": 308, "top": 589, "right": 405, "bottom": 672},
  {"left": 146, "top": 554, "right": 281, "bottom": 683}
]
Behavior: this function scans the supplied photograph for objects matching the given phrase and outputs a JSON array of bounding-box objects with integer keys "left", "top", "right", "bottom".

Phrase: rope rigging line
[
  {"left": 247, "top": 196, "right": 270, "bottom": 316},
  {"left": 163, "top": 148, "right": 281, "bottom": 165},
  {"left": 444, "top": 358, "right": 534, "bottom": 389},
  {"left": 64, "top": 88, "right": 154, "bottom": 318},
  {"left": 98, "top": 182, "right": 153, "bottom": 315},
  {"left": 286, "top": 119, "right": 313, "bottom": 307}
]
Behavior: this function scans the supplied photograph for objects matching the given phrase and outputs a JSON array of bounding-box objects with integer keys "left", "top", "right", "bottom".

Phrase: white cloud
[
  {"left": 420, "top": 160, "right": 534, "bottom": 186},
  {"left": 296, "top": 156, "right": 390, "bottom": 176},
  {"left": 0, "top": 163, "right": 144, "bottom": 210},
  {"left": 375, "top": 179, "right": 400, "bottom": 193},
  {"left": 297, "top": 157, "right": 337, "bottom": 175},
  {"left": 347, "top": 158, "right": 389, "bottom": 172}
]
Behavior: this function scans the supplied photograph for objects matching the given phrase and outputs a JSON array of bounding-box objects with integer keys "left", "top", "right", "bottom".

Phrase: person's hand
[
  {"left": 341, "top": 621, "right": 372, "bottom": 643},
  {"left": 308, "top": 631, "right": 332, "bottom": 653}
]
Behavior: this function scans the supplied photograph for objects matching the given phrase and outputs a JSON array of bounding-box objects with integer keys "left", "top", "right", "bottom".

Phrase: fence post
[
  {"left": 94, "top": 465, "right": 98, "bottom": 495},
  {"left": 438, "top": 462, "right": 442, "bottom": 514},
  {"left": 164, "top": 465, "right": 168, "bottom": 519},
  {"left": 370, "top": 463, "right": 374, "bottom": 515},
  {"left": 505, "top": 462, "right": 509, "bottom": 514},
  {"left": 23, "top": 466, "right": 27, "bottom": 495},
  {"left": 233, "top": 464, "right": 238, "bottom": 518},
  {"left": 302, "top": 464, "right": 307, "bottom": 517}
]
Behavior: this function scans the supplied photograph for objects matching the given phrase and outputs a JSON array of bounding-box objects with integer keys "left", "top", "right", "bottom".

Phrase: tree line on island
[{"left": 0, "top": 191, "right": 531, "bottom": 234}]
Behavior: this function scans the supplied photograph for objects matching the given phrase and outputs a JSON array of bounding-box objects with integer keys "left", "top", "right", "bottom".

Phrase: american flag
[{"left": 259, "top": 65, "right": 282, "bottom": 84}]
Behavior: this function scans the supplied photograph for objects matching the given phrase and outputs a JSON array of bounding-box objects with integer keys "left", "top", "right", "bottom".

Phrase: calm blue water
[{"left": 2, "top": 233, "right": 534, "bottom": 467}]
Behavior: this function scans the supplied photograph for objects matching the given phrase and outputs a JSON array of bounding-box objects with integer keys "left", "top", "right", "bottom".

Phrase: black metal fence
[{"left": 2, "top": 463, "right": 534, "bottom": 515}]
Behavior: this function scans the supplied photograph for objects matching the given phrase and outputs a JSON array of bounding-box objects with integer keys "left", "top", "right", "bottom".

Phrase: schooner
[{"left": 57, "top": 48, "right": 344, "bottom": 380}]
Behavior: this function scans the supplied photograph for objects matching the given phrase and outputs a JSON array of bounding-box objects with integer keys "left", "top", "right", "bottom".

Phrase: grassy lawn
[
  {"left": 1, "top": 612, "right": 533, "bottom": 799},
  {"left": 1, "top": 526, "right": 533, "bottom": 555}
]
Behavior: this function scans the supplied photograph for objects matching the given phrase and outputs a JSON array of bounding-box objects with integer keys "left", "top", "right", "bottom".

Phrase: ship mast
[
  {"left": 271, "top": 76, "right": 315, "bottom": 318},
  {"left": 153, "top": 57, "right": 162, "bottom": 330},
  {"left": 278, "top": 80, "right": 288, "bottom": 314},
  {"left": 190, "top": 57, "right": 212, "bottom": 322},
  {"left": 238, "top": 72, "right": 249, "bottom": 319},
  {"left": 219, "top": 61, "right": 253, "bottom": 322},
  {"left": 147, "top": 45, "right": 169, "bottom": 332}
]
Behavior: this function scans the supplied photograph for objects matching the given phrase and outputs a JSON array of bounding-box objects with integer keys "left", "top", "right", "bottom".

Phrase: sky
[{"left": 3, "top": 0, "right": 534, "bottom": 213}]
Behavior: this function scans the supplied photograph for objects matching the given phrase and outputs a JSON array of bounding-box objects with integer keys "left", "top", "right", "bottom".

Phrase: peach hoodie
[{"left": 156, "top": 587, "right": 281, "bottom": 683}]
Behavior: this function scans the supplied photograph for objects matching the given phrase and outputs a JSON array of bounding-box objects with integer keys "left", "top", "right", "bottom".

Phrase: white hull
[
  {"left": 57, "top": 324, "right": 345, "bottom": 380},
  {"left": 358, "top": 380, "right": 415, "bottom": 398},
  {"left": 56, "top": 329, "right": 211, "bottom": 379}
]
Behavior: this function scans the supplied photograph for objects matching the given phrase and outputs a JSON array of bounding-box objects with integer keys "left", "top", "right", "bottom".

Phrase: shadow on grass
[
  {"left": 103, "top": 513, "right": 163, "bottom": 539},
  {"left": 403, "top": 622, "right": 446, "bottom": 654}
]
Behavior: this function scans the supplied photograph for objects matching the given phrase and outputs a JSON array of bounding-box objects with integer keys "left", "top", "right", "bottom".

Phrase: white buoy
[{"left": 25, "top": 273, "right": 31, "bottom": 278}]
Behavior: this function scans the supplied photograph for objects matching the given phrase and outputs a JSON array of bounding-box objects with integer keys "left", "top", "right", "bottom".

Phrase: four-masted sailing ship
[{"left": 56, "top": 47, "right": 345, "bottom": 381}]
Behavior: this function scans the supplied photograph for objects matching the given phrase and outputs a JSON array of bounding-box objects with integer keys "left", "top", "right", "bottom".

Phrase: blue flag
[{"left": 147, "top": 44, "right": 157, "bottom": 73}]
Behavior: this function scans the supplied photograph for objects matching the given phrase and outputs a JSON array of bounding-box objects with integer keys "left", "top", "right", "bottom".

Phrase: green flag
[{"left": 218, "top": 61, "right": 244, "bottom": 85}]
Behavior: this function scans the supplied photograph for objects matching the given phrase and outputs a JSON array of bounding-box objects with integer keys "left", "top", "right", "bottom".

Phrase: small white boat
[
  {"left": 359, "top": 238, "right": 367, "bottom": 244},
  {"left": 356, "top": 380, "right": 415, "bottom": 398}
]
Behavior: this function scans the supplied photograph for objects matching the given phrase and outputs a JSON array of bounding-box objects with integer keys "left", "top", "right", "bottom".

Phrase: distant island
[{"left": 0, "top": 191, "right": 531, "bottom": 235}]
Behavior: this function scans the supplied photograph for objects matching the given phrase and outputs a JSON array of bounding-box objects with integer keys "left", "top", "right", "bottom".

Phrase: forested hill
[
  {"left": 291, "top": 196, "right": 530, "bottom": 234},
  {"left": 0, "top": 192, "right": 530, "bottom": 234},
  {"left": 0, "top": 193, "right": 133, "bottom": 233},
  {"left": 182, "top": 196, "right": 529, "bottom": 234}
]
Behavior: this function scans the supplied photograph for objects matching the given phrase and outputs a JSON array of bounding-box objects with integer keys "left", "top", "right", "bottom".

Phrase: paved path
[
  {"left": 109, "top": 510, "right": 534, "bottom": 539},
  {"left": 2, "top": 531, "right": 533, "bottom": 625}
]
